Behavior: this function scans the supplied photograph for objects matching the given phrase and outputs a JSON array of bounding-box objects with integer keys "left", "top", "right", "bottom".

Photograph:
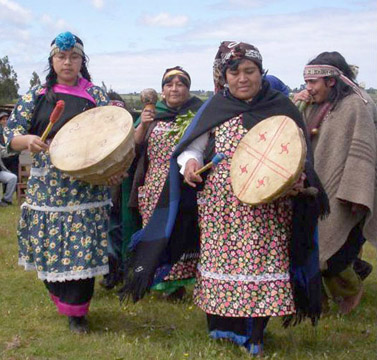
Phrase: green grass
[{"left": 0, "top": 204, "right": 376, "bottom": 360}]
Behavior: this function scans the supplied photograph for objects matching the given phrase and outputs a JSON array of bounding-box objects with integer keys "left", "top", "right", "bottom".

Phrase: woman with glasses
[{"left": 4, "top": 32, "right": 113, "bottom": 333}]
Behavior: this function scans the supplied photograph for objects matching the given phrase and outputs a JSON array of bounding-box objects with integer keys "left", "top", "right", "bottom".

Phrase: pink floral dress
[
  {"left": 138, "top": 121, "right": 197, "bottom": 283},
  {"left": 194, "top": 115, "right": 295, "bottom": 317}
]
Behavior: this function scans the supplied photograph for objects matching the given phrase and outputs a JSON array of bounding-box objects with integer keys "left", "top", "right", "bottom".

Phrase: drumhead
[
  {"left": 230, "top": 115, "right": 306, "bottom": 205},
  {"left": 50, "top": 106, "right": 134, "bottom": 172}
]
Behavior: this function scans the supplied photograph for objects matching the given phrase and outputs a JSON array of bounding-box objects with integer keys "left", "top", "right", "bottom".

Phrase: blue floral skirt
[{"left": 18, "top": 151, "right": 111, "bottom": 282}]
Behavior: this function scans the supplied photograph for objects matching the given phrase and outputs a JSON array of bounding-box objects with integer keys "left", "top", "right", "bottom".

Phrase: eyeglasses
[{"left": 53, "top": 53, "right": 82, "bottom": 63}]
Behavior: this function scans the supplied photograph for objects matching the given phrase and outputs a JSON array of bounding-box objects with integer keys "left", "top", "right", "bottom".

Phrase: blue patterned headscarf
[{"left": 50, "top": 31, "right": 85, "bottom": 58}]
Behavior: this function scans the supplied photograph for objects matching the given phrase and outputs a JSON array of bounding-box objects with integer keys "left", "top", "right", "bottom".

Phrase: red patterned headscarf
[{"left": 213, "top": 41, "right": 263, "bottom": 93}]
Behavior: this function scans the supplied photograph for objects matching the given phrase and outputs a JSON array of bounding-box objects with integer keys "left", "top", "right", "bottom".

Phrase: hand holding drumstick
[
  {"left": 19, "top": 100, "right": 65, "bottom": 154},
  {"left": 184, "top": 153, "right": 225, "bottom": 187},
  {"left": 41, "top": 100, "right": 65, "bottom": 142}
]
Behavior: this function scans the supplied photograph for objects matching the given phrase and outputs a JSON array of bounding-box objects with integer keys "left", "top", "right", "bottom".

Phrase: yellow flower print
[
  {"left": 78, "top": 251, "right": 83, "bottom": 257},
  {"left": 62, "top": 258, "right": 70, "bottom": 265},
  {"left": 71, "top": 189, "right": 78, "bottom": 196},
  {"left": 50, "top": 242, "right": 56, "bottom": 249},
  {"left": 50, "top": 179, "right": 58, "bottom": 187},
  {"left": 23, "top": 93, "right": 32, "bottom": 102},
  {"left": 84, "top": 254, "right": 92, "bottom": 261},
  {"left": 49, "top": 228, "right": 58, "bottom": 236},
  {"left": 64, "top": 250, "right": 71, "bottom": 256},
  {"left": 70, "top": 235, "right": 76, "bottom": 241},
  {"left": 100, "top": 240, "right": 107, "bottom": 247}
]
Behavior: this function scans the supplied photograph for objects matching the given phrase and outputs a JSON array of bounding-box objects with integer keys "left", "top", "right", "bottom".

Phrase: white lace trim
[
  {"left": 197, "top": 264, "right": 290, "bottom": 283},
  {"left": 30, "top": 167, "right": 48, "bottom": 177},
  {"left": 21, "top": 199, "right": 112, "bottom": 213},
  {"left": 18, "top": 258, "right": 109, "bottom": 282}
]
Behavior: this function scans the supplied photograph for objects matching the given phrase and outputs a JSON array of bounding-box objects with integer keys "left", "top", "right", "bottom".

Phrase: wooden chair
[{"left": 17, "top": 151, "right": 32, "bottom": 205}]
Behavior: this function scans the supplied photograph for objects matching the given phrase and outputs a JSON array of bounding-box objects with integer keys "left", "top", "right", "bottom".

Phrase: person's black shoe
[
  {"left": 0, "top": 201, "right": 8, "bottom": 207},
  {"left": 99, "top": 255, "right": 122, "bottom": 290},
  {"left": 68, "top": 316, "right": 89, "bottom": 333},
  {"left": 1, "top": 199, "right": 12, "bottom": 205},
  {"left": 164, "top": 286, "right": 186, "bottom": 302},
  {"left": 354, "top": 259, "right": 373, "bottom": 281},
  {"left": 99, "top": 273, "right": 117, "bottom": 290}
]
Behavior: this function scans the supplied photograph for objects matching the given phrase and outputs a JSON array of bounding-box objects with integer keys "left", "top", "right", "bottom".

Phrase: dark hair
[
  {"left": 308, "top": 51, "right": 356, "bottom": 104},
  {"left": 45, "top": 35, "right": 91, "bottom": 103},
  {"left": 107, "top": 90, "right": 131, "bottom": 111},
  {"left": 161, "top": 66, "right": 191, "bottom": 89},
  {"left": 222, "top": 58, "right": 264, "bottom": 82}
]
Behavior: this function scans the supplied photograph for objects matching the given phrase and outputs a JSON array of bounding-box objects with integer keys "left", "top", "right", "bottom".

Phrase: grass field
[{"left": 0, "top": 204, "right": 376, "bottom": 360}]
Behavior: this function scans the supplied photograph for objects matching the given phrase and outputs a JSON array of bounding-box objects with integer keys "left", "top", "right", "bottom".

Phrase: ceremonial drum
[
  {"left": 230, "top": 115, "right": 306, "bottom": 205},
  {"left": 50, "top": 106, "right": 135, "bottom": 185}
]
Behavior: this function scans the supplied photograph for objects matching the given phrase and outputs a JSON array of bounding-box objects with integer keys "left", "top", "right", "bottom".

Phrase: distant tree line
[
  {"left": 0, "top": 56, "right": 19, "bottom": 104},
  {"left": 0, "top": 56, "right": 42, "bottom": 105}
]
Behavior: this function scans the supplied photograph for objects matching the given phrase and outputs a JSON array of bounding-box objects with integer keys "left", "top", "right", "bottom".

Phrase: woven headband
[
  {"left": 109, "top": 100, "right": 126, "bottom": 109},
  {"left": 304, "top": 65, "right": 367, "bottom": 104}
]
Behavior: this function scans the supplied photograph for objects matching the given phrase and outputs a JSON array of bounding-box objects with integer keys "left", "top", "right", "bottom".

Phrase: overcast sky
[{"left": 1, "top": 0, "right": 376, "bottom": 94}]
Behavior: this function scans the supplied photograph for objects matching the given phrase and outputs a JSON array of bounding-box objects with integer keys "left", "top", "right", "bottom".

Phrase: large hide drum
[
  {"left": 230, "top": 115, "right": 306, "bottom": 205},
  {"left": 50, "top": 106, "right": 135, "bottom": 185}
]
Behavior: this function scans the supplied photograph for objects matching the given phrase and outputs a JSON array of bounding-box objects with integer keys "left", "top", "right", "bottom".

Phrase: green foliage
[
  {"left": 0, "top": 204, "right": 376, "bottom": 360},
  {"left": 29, "top": 71, "right": 41, "bottom": 89},
  {"left": 0, "top": 56, "right": 19, "bottom": 104},
  {"left": 166, "top": 110, "right": 196, "bottom": 143}
]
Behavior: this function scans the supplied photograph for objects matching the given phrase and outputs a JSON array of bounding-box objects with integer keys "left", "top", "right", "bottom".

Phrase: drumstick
[
  {"left": 194, "top": 153, "right": 226, "bottom": 176},
  {"left": 40, "top": 100, "right": 65, "bottom": 142}
]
